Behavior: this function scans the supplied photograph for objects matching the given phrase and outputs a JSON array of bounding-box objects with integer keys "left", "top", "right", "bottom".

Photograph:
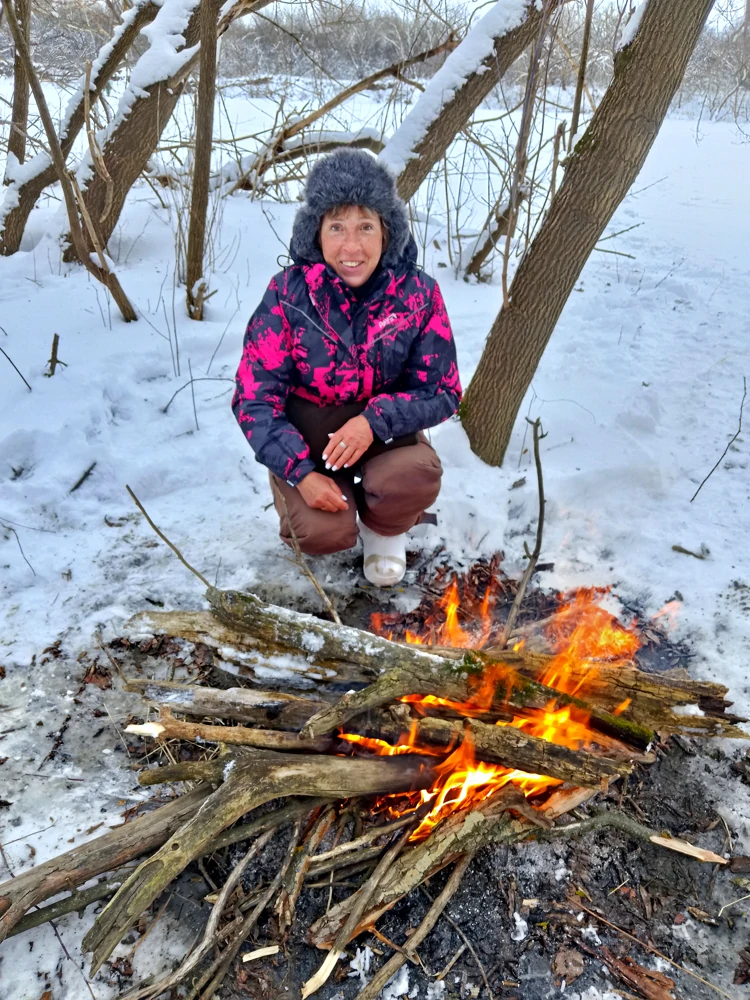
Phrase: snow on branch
[{"left": 379, "top": 0, "right": 529, "bottom": 177}]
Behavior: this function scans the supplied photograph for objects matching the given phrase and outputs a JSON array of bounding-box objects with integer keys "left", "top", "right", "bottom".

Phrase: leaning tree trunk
[
  {"left": 4, "top": 0, "right": 30, "bottom": 181},
  {"left": 462, "top": 0, "right": 716, "bottom": 466},
  {"left": 0, "top": 0, "right": 161, "bottom": 254},
  {"left": 63, "top": 0, "right": 271, "bottom": 263},
  {"left": 186, "top": 0, "right": 218, "bottom": 320},
  {"left": 386, "top": 1, "right": 554, "bottom": 202}
]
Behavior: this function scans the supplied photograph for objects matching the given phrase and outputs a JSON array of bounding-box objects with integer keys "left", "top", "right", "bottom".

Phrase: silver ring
[{"left": 338, "top": 441, "right": 346, "bottom": 448}]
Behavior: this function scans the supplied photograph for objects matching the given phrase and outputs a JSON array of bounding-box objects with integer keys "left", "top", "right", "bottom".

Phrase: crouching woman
[{"left": 232, "top": 149, "right": 462, "bottom": 587}]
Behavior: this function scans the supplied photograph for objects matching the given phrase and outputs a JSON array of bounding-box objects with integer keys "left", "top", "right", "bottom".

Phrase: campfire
[{"left": 1, "top": 563, "right": 745, "bottom": 999}]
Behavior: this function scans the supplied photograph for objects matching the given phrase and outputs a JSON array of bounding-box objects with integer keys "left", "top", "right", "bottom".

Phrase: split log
[
  {"left": 82, "top": 748, "right": 442, "bottom": 974},
  {"left": 124, "top": 677, "right": 330, "bottom": 729},
  {"left": 0, "top": 787, "right": 210, "bottom": 943}
]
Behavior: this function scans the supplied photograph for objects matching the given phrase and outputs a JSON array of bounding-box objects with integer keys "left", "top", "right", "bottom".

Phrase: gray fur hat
[{"left": 289, "top": 148, "right": 411, "bottom": 269}]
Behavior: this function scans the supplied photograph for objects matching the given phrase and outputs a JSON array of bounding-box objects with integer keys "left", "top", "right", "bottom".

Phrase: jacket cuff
[
  {"left": 285, "top": 456, "right": 316, "bottom": 487},
  {"left": 363, "top": 403, "right": 392, "bottom": 444}
]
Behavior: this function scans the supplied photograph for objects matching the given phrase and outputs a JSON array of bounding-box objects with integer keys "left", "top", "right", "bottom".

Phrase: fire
[{"left": 362, "top": 572, "right": 677, "bottom": 836}]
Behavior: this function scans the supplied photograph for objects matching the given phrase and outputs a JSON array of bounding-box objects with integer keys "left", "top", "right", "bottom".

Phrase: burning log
[
  {"left": 82, "top": 747, "right": 442, "bottom": 974},
  {"left": 126, "top": 706, "right": 629, "bottom": 787}
]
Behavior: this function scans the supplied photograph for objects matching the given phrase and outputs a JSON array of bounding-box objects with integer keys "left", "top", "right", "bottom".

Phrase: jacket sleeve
[
  {"left": 232, "top": 275, "right": 316, "bottom": 486},
  {"left": 363, "top": 281, "right": 462, "bottom": 442}
]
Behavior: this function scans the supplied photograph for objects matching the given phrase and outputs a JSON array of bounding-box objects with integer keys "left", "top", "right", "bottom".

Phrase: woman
[{"left": 232, "top": 148, "right": 461, "bottom": 586}]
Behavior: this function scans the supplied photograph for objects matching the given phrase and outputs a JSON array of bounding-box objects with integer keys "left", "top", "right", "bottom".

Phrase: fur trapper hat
[{"left": 290, "top": 148, "right": 411, "bottom": 269}]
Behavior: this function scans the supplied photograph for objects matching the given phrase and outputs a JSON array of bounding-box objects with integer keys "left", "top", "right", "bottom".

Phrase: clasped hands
[{"left": 297, "top": 414, "right": 374, "bottom": 512}]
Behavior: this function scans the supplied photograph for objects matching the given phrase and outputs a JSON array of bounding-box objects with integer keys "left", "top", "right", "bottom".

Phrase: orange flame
[{"left": 362, "top": 579, "right": 666, "bottom": 834}]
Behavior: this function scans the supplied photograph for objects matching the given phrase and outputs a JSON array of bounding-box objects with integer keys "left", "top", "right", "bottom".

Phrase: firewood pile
[{"left": 1, "top": 566, "right": 746, "bottom": 999}]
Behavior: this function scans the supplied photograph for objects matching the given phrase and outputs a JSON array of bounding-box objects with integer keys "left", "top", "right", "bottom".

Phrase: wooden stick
[
  {"left": 354, "top": 853, "right": 475, "bottom": 1000},
  {"left": 82, "top": 748, "right": 442, "bottom": 974},
  {"left": 302, "top": 824, "right": 415, "bottom": 997},
  {"left": 126, "top": 485, "right": 210, "bottom": 587},
  {"left": 126, "top": 708, "right": 335, "bottom": 753},
  {"left": 500, "top": 417, "right": 546, "bottom": 645}
]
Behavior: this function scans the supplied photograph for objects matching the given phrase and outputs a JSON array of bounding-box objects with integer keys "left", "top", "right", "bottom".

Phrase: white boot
[{"left": 359, "top": 522, "right": 406, "bottom": 587}]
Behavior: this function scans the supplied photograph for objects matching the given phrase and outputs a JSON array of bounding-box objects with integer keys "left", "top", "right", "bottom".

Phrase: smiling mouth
[{"left": 341, "top": 261, "right": 364, "bottom": 268}]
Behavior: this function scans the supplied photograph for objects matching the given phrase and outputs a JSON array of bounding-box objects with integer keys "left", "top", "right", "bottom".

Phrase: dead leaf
[
  {"left": 39, "top": 991, "right": 52, "bottom": 1000},
  {"left": 552, "top": 947, "right": 585, "bottom": 983},
  {"left": 599, "top": 945, "right": 676, "bottom": 1000}
]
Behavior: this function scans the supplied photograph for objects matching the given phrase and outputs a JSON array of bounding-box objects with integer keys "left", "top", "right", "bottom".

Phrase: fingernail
[
  {"left": 342, "top": 495, "right": 348, "bottom": 501},
  {"left": 327, "top": 433, "right": 333, "bottom": 437},
  {"left": 343, "top": 463, "right": 349, "bottom": 468},
  {"left": 322, "top": 453, "right": 328, "bottom": 461},
  {"left": 325, "top": 462, "right": 331, "bottom": 470},
  {"left": 331, "top": 465, "right": 338, "bottom": 471}
]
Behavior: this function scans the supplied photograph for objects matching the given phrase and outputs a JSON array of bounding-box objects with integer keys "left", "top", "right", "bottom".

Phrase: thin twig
[
  {"left": 0, "top": 345, "right": 32, "bottom": 391},
  {"left": 270, "top": 478, "right": 342, "bottom": 625},
  {"left": 572, "top": 899, "right": 734, "bottom": 1000},
  {"left": 188, "top": 358, "right": 199, "bottom": 431},
  {"left": 125, "top": 484, "right": 210, "bottom": 587},
  {"left": 690, "top": 376, "right": 746, "bottom": 502},
  {"left": 303, "top": 824, "right": 416, "bottom": 997},
  {"left": 420, "top": 881, "right": 493, "bottom": 999},
  {"left": 70, "top": 461, "right": 97, "bottom": 494},
  {"left": 0, "top": 521, "right": 35, "bottom": 576},
  {"left": 355, "top": 853, "right": 476, "bottom": 1000},
  {"left": 501, "top": 417, "right": 546, "bottom": 645}
]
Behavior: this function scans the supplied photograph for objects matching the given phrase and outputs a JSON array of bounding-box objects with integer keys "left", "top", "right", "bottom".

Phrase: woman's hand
[
  {"left": 298, "top": 472, "right": 349, "bottom": 512},
  {"left": 323, "top": 415, "right": 374, "bottom": 471}
]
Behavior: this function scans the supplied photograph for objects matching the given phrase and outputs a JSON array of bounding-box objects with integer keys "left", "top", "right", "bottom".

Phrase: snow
[
  {"left": 1, "top": 74, "right": 750, "bottom": 999},
  {"left": 618, "top": 2, "right": 648, "bottom": 50},
  {"left": 379, "top": 0, "right": 528, "bottom": 175}
]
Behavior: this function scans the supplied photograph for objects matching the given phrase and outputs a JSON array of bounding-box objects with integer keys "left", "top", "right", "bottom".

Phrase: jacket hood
[{"left": 289, "top": 148, "right": 413, "bottom": 270}]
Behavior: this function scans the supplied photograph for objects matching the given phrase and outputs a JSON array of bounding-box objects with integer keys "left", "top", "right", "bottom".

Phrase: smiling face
[{"left": 319, "top": 205, "right": 385, "bottom": 287}]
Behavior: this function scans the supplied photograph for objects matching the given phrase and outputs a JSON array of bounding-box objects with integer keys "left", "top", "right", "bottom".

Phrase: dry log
[
  {"left": 82, "top": 748, "right": 442, "bottom": 974},
  {"left": 126, "top": 608, "right": 375, "bottom": 688},
  {"left": 0, "top": 787, "right": 210, "bottom": 943},
  {"left": 124, "top": 677, "right": 330, "bottom": 729}
]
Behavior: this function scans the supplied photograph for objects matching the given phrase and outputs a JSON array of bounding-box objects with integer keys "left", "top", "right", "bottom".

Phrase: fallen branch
[
  {"left": 83, "top": 748, "right": 442, "bottom": 974},
  {"left": 126, "top": 485, "right": 210, "bottom": 586},
  {"left": 691, "top": 375, "right": 747, "bottom": 502},
  {"left": 0, "top": 787, "right": 210, "bottom": 942}
]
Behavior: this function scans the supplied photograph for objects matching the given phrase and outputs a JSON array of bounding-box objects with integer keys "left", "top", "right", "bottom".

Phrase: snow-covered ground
[{"left": 1, "top": 97, "right": 749, "bottom": 996}]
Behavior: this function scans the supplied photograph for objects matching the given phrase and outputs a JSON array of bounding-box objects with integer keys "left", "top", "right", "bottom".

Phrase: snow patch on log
[{"left": 379, "top": 0, "right": 528, "bottom": 176}]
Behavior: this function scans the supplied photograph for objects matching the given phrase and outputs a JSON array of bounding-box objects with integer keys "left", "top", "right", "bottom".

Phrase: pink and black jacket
[{"left": 232, "top": 238, "right": 462, "bottom": 486}]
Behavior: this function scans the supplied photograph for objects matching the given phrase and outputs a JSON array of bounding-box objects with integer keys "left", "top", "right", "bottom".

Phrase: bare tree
[
  {"left": 4, "top": 0, "right": 30, "bottom": 181},
  {"left": 186, "top": 0, "right": 219, "bottom": 320},
  {"left": 462, "top": 0, "right": 716, "bottom": 467}
]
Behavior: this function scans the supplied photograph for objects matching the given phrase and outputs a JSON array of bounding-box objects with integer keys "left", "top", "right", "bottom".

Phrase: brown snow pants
[{"left": 270, "top": 400, "right": 442, "bottom": 556}]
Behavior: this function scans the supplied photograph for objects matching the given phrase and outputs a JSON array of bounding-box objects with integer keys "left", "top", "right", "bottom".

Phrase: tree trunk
[
  {"left": 4, "top": 0, "right": 30, "bottom": 180},
  {"left": 0, "top": 0, "right": 161, "bottom": 254},
  {"left": 186, "top": 0, "right": 218, "bottom": 319},
  {"left": 64, "top": 0, "right": 271, "bottom": 262},
  {"left": 462, "top": 0, "right": 716, "bottom": 465},
  {"left": 389, "top": 2, "right": 549, "bottom": 202}
]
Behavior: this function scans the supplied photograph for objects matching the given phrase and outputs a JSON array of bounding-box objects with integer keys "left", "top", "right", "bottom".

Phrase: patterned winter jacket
[{"left": 232, "top": 243, "right": 462, "bottom": 486}]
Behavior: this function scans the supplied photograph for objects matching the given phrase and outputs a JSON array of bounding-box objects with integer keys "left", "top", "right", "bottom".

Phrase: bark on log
[
  {"left": 82, "top": 748, "right": 442, "bottom": 974},
  {"left": 0, "top": 787, "right": 210, "bottom": 943},
  {"left": 461, "top": 0, "right": 716, "bottom": 465},
  {"left": 126, "top": 608, "right": 376, "bottom": 688},
  {"left": 0, "top": 0, "right": 161, "bottom": 255},
  {"left": 392, "top": 2, "right": 549, "bottom": 202},
  {"left": 124, "top": 677, "right": 330, "bottom": 729}
]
